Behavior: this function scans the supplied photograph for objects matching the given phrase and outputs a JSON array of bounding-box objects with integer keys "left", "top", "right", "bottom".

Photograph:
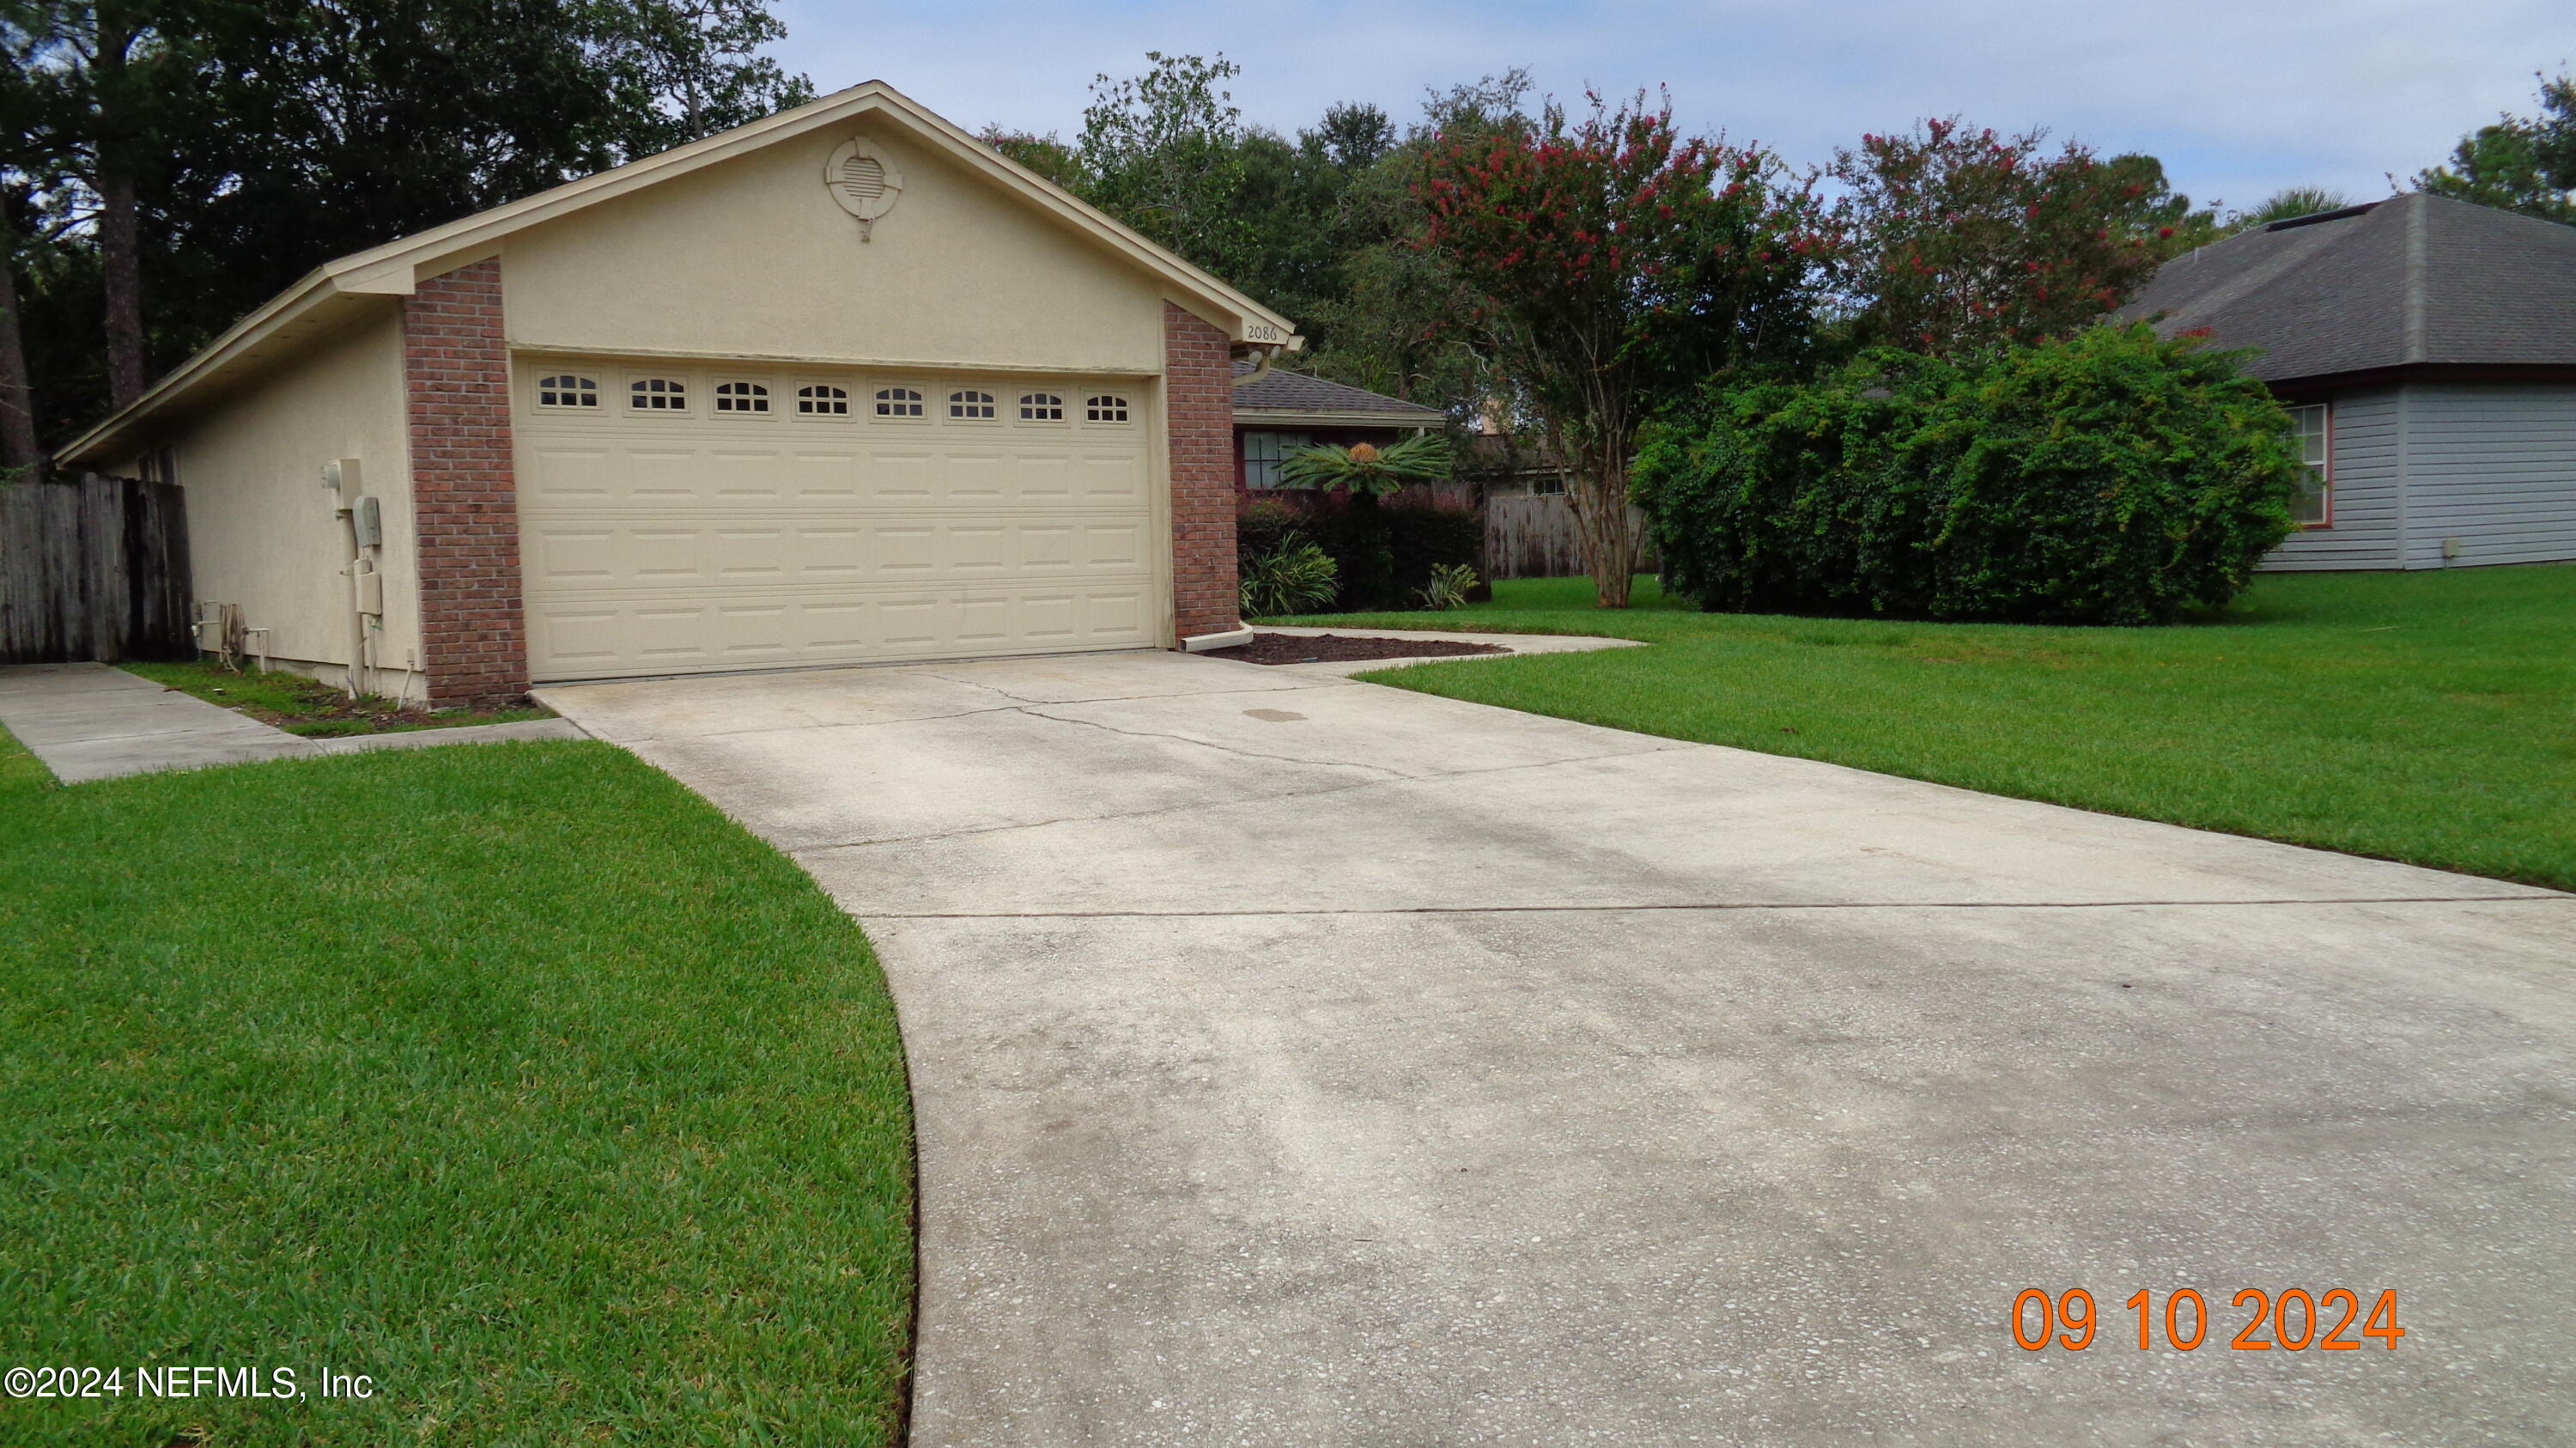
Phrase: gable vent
[
  {"left": 838, "top": 155, "right": 888, "bottom": 203},
  {"left": 823, "top": 136, "right": 904, "bottom": 241}
]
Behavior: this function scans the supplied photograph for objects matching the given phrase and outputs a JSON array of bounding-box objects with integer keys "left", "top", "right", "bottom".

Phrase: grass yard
[
  {"left": 123, "top": 660, "right": 554, "bottom": 737},
  {"left": 1279, "top": 563, "right": 2576, "bottom": 891},
  {"left": 0, "top": 731, "right": 913, "bottom": 1445}
]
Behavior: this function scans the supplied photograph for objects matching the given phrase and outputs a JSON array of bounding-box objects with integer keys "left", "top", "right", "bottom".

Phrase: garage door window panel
[
  {"left": 874, "top": 386, "right": 927, "bottom": 419},
  {"left": 1018, "top": 392, "right": 1065, "bottom": 423},
  {"left": 630, "top": 376, "right": 690, "bottom": 411},
  {"left": 538, "top": 374, "right": 600, "bottom": 410},
  {"left": 797, "top": 384, "right": 851, "bottom": 418},
  {"left": 714, "top": 380, "right": 771, "bottom": 415},
  {"left": 949, "top": 389, "right": 997, "bottom": 421},
  {"left": 1084, "top": 393, "right": 1131, "bottom": 425}
]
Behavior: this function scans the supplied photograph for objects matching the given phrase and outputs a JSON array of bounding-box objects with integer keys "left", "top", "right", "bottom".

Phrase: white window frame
[
  {"left": 793, "top": 382, "right": 852, "bottom": 419},
  {"left": 872, "top": 384, "right": 927, "bottom": 420},
  {"left": 1016, "top": 390, "right": 1066, "bottom": 424},
  {"left": 1083, "top": 392, "right": 1133, "bottom": 426},
  {"left": 535, "top": 373, "right": 601, "bottom": 411},
  {"left": 628, "top": 374, "right": 690, "bottom": 412},
  {"left": 947, "top": 387, "right": 999, "bottom": 422},
  {"left": 712, "top": 379, "right": 772, "bottom": 416},
  {"left": 2288, "top": 401, "right": 2332, "bottom": 528}
]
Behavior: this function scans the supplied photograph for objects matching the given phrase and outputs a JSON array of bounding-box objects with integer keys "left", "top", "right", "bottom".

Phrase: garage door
[{"left": 513, "top": 356, "right": 1162, "bottom": 681}]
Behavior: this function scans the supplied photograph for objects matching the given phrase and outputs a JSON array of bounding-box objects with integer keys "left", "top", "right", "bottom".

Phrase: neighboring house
[
  {"left": 1230, "top": 364, "right": 1452, "bottom": 503},
  {"left": 52, "top": 82, "right": 1301, "bottom": 707},
  {"left": 2122, "top": 192, "right": 2576, "bottom": 571}
]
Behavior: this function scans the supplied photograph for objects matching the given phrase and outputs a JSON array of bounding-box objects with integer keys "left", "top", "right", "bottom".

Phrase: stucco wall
[
  {"left": 143, "top": 307, "right": 419, "bottom": 685},
  {"left": 501, "top": 126, "right": 1170, "bottom": 374}
]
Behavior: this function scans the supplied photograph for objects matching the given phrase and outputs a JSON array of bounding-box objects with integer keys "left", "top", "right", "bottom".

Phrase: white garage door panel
[
  {"left": 516, "top": 361, "right": 1161, "bottom": 681},
  {"left": 530, "top": 584, "right": 1155, "bottom": 676}
]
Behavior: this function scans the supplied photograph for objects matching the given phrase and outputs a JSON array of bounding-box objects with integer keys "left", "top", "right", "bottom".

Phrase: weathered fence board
[
  {"left": 1483, "top": 495, "right": 1657, "bottom": 580},
  {"left": 1, "top": 473, "right": 193, "bottom": 664}
]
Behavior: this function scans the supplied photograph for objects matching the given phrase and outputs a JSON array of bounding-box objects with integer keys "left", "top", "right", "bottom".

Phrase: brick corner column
[
  {"left": 404, "top": 258, "right": 530, "bottom": 709},
  {"left": 1163, "top": 302, "right": 1239, "bottom": 643}
]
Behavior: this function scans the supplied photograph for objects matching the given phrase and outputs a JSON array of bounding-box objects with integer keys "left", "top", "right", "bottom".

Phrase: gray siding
[
  {"left": 2399, "top": 383, "right": 2576, "bottom": 569},
  {"left": 2261, "top": 386, "right": 2404, "bottom": 571}
]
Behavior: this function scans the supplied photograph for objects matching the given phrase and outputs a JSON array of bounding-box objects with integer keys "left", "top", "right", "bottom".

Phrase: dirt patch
[{"left": 1204, "top": 631, "right": 1510, "bottom": 666}]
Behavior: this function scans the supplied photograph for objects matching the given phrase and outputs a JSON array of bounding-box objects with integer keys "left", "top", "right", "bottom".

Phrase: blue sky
[{"left": 773, "top": 0, "right": 2571, "bottom": 215}]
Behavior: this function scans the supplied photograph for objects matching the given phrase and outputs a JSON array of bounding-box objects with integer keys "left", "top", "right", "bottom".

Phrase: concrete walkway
[
  {"left": 537, "top": 649, "right": 2576, "bottom": 1447},
  {"left": 0, "top": 662, "right": 584, "bottom": 782}
]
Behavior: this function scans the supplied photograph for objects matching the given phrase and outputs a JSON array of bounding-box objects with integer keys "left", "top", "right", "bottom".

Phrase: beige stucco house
[{"left": 55, "top": 82, "right": 1299, "bottom": 706}]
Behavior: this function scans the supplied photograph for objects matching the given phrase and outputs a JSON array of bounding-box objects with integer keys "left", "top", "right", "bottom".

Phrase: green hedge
[{"left": 1635, "top": 324, "right": 2305, "bottom": 625}]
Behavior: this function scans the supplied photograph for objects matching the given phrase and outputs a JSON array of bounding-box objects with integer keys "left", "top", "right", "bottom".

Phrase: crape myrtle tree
[
  {"left": 1416, "top": 90, "right": 1834, "bottom": 606},
  {"left": 1832, "top": 117, "right": 2213, "bottom": 358}
]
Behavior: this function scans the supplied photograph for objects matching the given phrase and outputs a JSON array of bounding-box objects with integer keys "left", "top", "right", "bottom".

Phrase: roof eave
[
  {"left": 1231, "top": 407, "right": 1445, "bottom": 429},
  {"left": 55, "top": 78, "right": 1303, "bottom": 468}
]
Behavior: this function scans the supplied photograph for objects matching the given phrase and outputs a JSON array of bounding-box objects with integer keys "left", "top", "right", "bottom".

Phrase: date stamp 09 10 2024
[{"left": 2014, "top": 1287, "right": 2405, "bottom": 1353}]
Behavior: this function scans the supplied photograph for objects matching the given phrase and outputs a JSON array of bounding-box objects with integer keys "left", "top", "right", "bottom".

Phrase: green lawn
[
  {"left": 0, "top": 731, "right": 913, "bottom": 1445},
  {"left": 1279, "top": 563, "right": 2576, "bottom": 891},
  {"left": 123, "top": 660, "right": 553, "bottom": 737}
]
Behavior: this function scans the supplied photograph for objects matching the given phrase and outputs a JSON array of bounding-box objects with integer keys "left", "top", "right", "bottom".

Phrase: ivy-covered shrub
[{"left": 1634, "top": 324, "right": 2305, "bottom": 625}]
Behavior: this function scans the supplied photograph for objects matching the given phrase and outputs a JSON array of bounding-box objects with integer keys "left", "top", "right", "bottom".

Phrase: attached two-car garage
[
  {"left": 513, "top": 357, "right": 1163, "bottom": 681},
  {"left": 56, "top": 80, "right": 1291, "bottom": 707}
]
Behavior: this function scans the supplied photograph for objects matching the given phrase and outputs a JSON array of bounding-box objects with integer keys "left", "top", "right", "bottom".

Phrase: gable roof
[
  {"left": 58, "top": 80, "right": 1301, "bottom": 468},
  {"left": 2118, "top": 192, "right": 2576, "bottom": 384},
  {"left": 1230, "top": 362, "right": 1445, "bottom": 428}
]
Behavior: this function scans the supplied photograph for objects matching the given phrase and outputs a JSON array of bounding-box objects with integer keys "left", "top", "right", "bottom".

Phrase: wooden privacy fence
[
  {"left": 1, "top": 473, "right": 193, "bottom": 665},
  {"left": 1482, "top": 494, "right": 1658, "bottom": 580}
]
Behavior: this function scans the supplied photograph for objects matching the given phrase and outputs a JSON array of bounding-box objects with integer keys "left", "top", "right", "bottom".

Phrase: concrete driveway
[{"left": 538, "top": 648, "right": 2576, "bottom": 1447}]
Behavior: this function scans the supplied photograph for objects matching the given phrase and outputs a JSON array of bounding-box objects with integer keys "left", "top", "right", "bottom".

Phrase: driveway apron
[{"left": 538, "top": 650, "right": 2576, "bottom": 1448}]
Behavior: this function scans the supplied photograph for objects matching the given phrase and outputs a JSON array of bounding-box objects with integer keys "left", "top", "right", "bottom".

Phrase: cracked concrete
[{"left": 538, "top": 648, "right": 2576, "bottom": 1447}]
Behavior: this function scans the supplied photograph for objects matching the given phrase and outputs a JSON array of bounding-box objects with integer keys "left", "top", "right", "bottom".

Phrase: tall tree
[
  {"left": 1077, "top": 52, "right": 1253, "bottom": 277},
  {"left": 2418, "top": 70, "right": 2576, "bottom": 224},
  {"left": 1417, "top": 90, "right": 1835, "bottom": 606},
  {"left": 1, "top": 0, "right": 812, "bottom": 448},
  {"left": 1832, "top": 118, "right": 2211, "bottom": 357}
]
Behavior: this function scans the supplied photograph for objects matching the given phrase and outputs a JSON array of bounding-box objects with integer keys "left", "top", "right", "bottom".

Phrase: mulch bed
[{"left": 1204, "top": 631, "right": 1509, "bottom": 666}]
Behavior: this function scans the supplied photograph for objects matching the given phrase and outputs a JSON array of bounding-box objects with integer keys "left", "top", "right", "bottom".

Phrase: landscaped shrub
[
  {"left": 1241, "top": 540, "right": 1340, "bottom": 617},
  {"left": 1236, "top": 500, "right": 1340, "bottom": 617},
  {"left": 1634, "top": 324, "right": 2306, "bottom": 624}
]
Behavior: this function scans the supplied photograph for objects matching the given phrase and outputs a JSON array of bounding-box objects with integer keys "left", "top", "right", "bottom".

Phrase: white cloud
[{"left": 775, "top": 0, "right": 2572, "bottom": 211}]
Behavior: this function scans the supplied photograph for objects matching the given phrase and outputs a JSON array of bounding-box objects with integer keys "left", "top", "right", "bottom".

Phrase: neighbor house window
[
  {"left": 1530, "top": 472, "right": 1568, "bottom": 496},
  {"left": 629, "top": 377, "right": 687, "bottom": 411},
  {"left": 2289, "top": 402, "right": 2331, "bottom": 526},
  {"left": 875, "top": 386, "right": 924, "bottom": 417},
  {"left": 1019, "top": 392, "right": 1063, "bottom": 421},
  {"left": 1085, "top": 394, "right": 1130, "bottom": 423},
  {"left": 1240, "top": 430, "right": 1310, "bottom": 489},
  {"left": 798, "top": 384, "right": 849, "bottom": 416},
  {"left": 714, "top": 381, "right": 769, "bottom": 414},
  {"left": 950, "top": 389, "right": 996, "bottom": 419},
  {"left": 538, "top": 374, "right": 598, "bottom": 409}
]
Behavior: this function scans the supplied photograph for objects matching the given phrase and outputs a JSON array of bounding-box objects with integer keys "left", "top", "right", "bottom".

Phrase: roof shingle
[
  {"left": 2118, "top": 192, "right": 2576, "bottom": 382},
  {"left": 1230, "top": 362, "right": 1445, "bottom": 417}
]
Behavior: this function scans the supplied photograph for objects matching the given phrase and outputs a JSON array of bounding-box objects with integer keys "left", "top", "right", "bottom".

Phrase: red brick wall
[
  {"left": 1164, "top": 302, "right": 1240, "bottom": 642},
  {"left": 404, "top": 258, "right": 529, "bottom": 708}
]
